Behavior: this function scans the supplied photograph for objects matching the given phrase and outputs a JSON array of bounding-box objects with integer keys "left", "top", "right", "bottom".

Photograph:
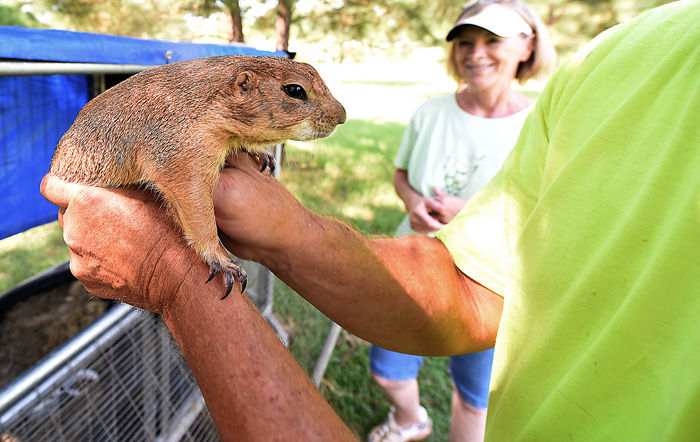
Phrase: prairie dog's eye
[{"left": 283, "top": 84, "right": 307, "bottom": 100}]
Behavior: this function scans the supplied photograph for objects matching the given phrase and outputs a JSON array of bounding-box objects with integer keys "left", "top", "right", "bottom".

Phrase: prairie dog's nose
[{"left": 337, "top": 103, "right": 347, "bottom": 125}]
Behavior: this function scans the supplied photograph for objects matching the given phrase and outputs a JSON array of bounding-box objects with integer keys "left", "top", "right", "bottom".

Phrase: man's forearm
[
  {"left": 163, "top": 260, "right": 355, "bottom": 441},
  {"left": 256, "top": 214, "right": 502, "bottom": 356},
  {"left": 213, "top": 157, "right": 501, "bottom": 355}
]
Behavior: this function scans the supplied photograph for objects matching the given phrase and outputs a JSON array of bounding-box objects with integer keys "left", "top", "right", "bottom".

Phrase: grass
[
  {"left": 0, "top": 222, "right": 69, "bottom": 292},
  {"left": 0, "top": 65, "right": 462, "bottom": 439},
  {"left": 281, "top": 118, "right": 407, "bottom": 234}
]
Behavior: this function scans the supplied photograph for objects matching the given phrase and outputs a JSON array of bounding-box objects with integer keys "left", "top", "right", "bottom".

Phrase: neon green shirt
[{"left": 436, "top": 1, "right": 700, "bottom": 440}]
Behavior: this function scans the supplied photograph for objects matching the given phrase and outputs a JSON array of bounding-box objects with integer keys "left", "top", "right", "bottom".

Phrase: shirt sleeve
[
  {"left": 435, "top": 87, "right": 554, "bottom": 298},
  {"left": 393, "top": 105, "right": 423, "bottom": 170}
]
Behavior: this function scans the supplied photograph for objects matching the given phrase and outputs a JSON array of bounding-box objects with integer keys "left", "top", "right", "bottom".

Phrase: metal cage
[
  {"left": 1, "top": 303, "right": 218, "bottom": 441},
  {"left": 0, "top": 53, "right": 343, "bottom": 440},
  {"left": 0, "top": 257, "right": 292, "bottom": 441}
]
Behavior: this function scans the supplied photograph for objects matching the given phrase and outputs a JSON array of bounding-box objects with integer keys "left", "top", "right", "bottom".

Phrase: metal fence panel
[
  {"left": 0, "top": 55, "right": 343, "bottom": 438},
  {"left": 0, "top": 255, "right": 331, "bottom": 441},
  {"left": 0, "top": 303, "right": 220, "bottom": 441}
]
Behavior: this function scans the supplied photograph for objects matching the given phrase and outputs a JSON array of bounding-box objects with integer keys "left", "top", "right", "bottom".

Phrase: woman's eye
[{"left": 283, "top": 84, "right": 307, "bottom": 100}]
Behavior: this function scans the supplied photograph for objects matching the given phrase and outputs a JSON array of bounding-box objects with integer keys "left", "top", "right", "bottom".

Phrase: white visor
[{"left": 446, "top": 4, "right": 533, "bottom": 41}]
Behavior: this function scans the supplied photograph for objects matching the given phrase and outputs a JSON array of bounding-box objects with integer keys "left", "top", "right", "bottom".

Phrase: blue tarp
[{"left": 0, "top": 26, "right": 285, "bottom": 240}]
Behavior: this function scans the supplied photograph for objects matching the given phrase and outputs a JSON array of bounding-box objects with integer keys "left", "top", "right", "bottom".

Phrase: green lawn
[{"left": 0, "top": 221, "right": 70, "bottom": 292}]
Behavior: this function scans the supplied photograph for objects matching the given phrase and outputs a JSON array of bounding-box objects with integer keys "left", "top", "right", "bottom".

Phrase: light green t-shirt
[
  {"left": 394, "top": 94, "right": 530, "bottom": 236},
  {"left": 436, "top": 1, "right": 700, "bottom": 440}
]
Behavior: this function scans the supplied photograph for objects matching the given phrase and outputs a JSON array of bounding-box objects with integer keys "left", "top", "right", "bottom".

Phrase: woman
[{"left": 367, "top": 1, "right": 556, "bottom": 441}]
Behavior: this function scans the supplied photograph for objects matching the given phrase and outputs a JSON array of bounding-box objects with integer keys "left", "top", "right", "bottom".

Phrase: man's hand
[
  {"left": 41, "top": 169, "right": 357, "bottom": 442},
  {"left": 40, "top": 174, "right": 198, "bottom": 314},
  {"left": 214, "top": 153, "right": 316, "bottom": 267}
]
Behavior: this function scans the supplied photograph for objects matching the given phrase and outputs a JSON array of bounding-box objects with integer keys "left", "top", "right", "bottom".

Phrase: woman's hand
[
  {"left": 431, "top": 188, "right": 468, "bottom": 224},
  {"left": 406, "top": 196, "right": 445, "bottom": 234}
]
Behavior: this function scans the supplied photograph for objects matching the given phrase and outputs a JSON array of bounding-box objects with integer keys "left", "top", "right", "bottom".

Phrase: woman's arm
[{"left": 393, "top": 169, "right": 445, "bottom": 234}]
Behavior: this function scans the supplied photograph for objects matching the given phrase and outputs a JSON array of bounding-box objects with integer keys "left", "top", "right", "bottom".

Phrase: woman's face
[{"left": 453, "top": 24, "right": 533, "bottom": 90}]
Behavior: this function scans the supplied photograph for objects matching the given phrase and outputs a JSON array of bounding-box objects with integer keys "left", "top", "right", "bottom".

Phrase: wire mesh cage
[
  {"left": 0, "top": 303, "right": 219, "bottom": 442},
  {"left": 0, "top": 52, "right": 346, "bottom": 440},
  {"left": 0, "top": 257, "right": 342, "bottom": 441},
  {"left": 0, "top": 260, "right": 265, "bottom": 441}
]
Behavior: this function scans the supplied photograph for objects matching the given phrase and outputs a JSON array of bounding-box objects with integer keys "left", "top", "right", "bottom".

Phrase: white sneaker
[{"left": 367, "top": 406, "right": 433, "bottom": 442}]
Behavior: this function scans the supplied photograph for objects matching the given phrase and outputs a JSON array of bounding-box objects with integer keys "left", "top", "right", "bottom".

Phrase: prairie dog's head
[{"left": 208, "top": 56, "right": 346, "bottom": 148}]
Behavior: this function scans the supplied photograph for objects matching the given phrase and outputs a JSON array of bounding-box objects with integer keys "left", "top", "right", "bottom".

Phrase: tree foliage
[
  {"left": 187, "top": 0, "right": 247, "bottom": 42},
  {"left": 32, "top": 0, "right": 188, "bottom": 39},
  {"left": 284, "top": 0, "right": 458, "bottom": 51},
  {"left": 0, "top": 3, "right": 42, "bottom": 27},
  {"left": 8, "top": 0, "right": 677, "bottom": 59}
]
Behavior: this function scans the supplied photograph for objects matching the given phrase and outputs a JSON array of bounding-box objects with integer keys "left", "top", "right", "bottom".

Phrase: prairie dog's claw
[
  {"left": 265, "top": 152, "right": 276, "bottom": 174},
  {"left": 238, "top": 148, "right": 275, "bottom": 174},
  {"left": 256, "top": 151, "right": 276, "bottom": 174},
  {"left": 207, "top": 260, "right": 247, "bottom": 299},
  {"left": 207, "top": 263, "right": 220, "bottom": 283}
]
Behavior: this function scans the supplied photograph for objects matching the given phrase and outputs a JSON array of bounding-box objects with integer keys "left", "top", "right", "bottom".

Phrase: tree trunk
[
  {"left": 227, "top": 0, "right": 244, "bottom": 43},
  {"left": 275, "top": 0, "right": 292, "bottom": 52}
]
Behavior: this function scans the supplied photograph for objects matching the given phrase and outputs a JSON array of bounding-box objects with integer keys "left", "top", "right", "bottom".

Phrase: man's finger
[
  {"left": 40, "top": 173, "right": 84, "bottom": 207},
  {"left": 225, "top": 150, "right": 266, "bottom": 172},
  {"left": 57, "top": 207, "right": 66, "bottom": 229}
]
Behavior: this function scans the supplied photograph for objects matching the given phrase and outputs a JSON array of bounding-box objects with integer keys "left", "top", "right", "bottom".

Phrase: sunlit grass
[
  {"left": 281, "top": 117, "right": 408, "bottom": 235},
  {"left": 0, "top": 222, "right": 69, "bottom": 293}
]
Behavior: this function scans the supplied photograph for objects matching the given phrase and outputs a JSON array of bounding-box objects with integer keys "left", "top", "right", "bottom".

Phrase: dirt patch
[{"left": 0, "top": 280, "right": 109, "bottom": 388}]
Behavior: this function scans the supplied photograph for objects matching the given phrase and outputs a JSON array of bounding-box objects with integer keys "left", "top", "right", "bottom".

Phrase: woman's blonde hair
[{"left": 446, "top": 0, "right": 557, "bottom": 85}]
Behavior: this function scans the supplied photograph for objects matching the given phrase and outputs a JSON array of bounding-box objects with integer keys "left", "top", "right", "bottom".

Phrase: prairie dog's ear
[{"left": 235, "top": 71, "right": 257, "bottom": 91}]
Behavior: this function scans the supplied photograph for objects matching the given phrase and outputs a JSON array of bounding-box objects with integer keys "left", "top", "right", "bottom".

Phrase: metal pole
[
  {"left": 311, "top": 322, "right": 342, "bottom": 387},
  {"left": 0, "top": 62, "right": 151, "bottom": 76}
]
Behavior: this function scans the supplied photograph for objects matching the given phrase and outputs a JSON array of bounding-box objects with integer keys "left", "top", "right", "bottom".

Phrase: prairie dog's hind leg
[{"left": 151, "top": 168, "right": 246, "bottom": 298}]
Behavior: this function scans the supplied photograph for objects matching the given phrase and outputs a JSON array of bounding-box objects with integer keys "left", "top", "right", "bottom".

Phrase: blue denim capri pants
[{"left": 369, "top": 345, "right": 494, "bottom": 410}]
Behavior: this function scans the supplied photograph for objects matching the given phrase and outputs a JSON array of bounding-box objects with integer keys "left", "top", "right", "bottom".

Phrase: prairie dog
[{"left": 50, "top": 55, "right": 346, "bottom": 298}]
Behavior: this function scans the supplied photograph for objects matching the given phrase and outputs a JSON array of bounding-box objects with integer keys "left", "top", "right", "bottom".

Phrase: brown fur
[{"left": 50, "top": 55, "right": 346, "bottom": 296}]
